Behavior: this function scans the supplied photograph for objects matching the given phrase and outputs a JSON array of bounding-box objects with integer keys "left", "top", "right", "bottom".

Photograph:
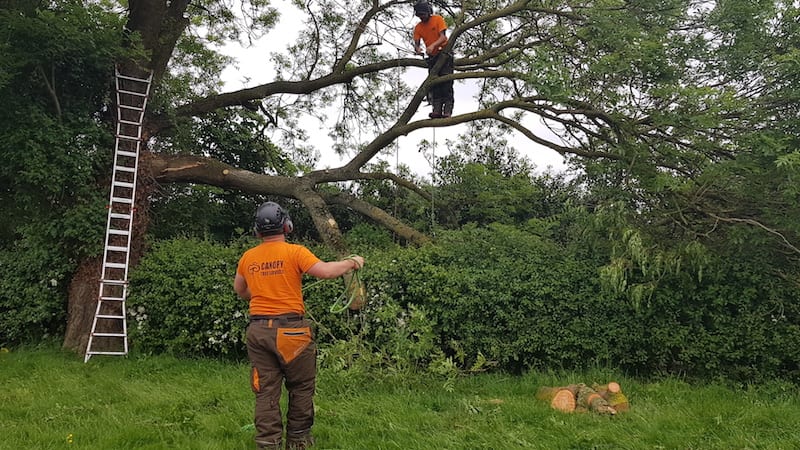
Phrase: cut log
[
  {"left": 593, "top": 381, "right": 621, "bottom": 394},
  {"left": 593, "top": 381, "right": 629, "bottom": 413},
  {"left": 605, "top": 391, "right": 629, "bottom": 412},
  {"left": 535, "top": 385, "right": 579, "bottom": 412},
  {"left": 576, "top": 384, "right": 616, "bottom": 415}
]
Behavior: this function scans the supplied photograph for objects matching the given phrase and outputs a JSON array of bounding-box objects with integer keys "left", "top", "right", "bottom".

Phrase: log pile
[{"left": 535, "top": 381, "right": 629, "bottom": 415}]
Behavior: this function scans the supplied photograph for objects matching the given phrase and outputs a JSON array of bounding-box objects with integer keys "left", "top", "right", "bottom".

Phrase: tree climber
[{"left": 413, "top": 0, "right": 454, "bottom": 118}]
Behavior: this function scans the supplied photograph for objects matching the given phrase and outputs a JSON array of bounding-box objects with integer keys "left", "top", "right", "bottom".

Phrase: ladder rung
[
  {"left": 116, "top": 72, "right": 152, "bottom": 83},
  {"left": 104, "top": 262, "right": 127, "bottom": 269},
  {"left": 116, "top": 150, "right": 138, "bottom": 157},
  {"left": 117, "top": 74, "right": 152, "bottom": 84},
  {"left": 116, "top": 133, "right": 141, "bottom": 140},
  {"left": 86, "top": 351, "right": 127, "bottom": 356},
  {"left": 117, "top": 89, "right": 149, "bottom": 97},
  {"left": 111, "top": 197, "right": 133, "bottom": 204},
  {"left": 96, "top": 314, "right": 126, "bottom": 319},
  {"left": 118, "top": 104, "right": 145, "bottom": 112},
  {"left": 100, "top": 296, "right": 125, "bottom": 301},
  {"left": 106, "top": 245, "right": 128, "bottom": 252},
  {"left": 110, "top": 213, "right": 131, "bottom": 219},
  {"left": 92, "top": 332, "right": 126, "bottom": 337},
  {"left": 108, "top": 229, "right": 130, "bottom": 236},
  {"left": 100, "top": 279, "right": 127, "bottom": 285},
  {"left": 118, "top": 119, "right": 143, "bottom": 126},
  {"left": 115, "top": 166, "right": 136, "bottom": 172},
  {"left": 113, "top": 181, "right": 135, "bottom": 188}
]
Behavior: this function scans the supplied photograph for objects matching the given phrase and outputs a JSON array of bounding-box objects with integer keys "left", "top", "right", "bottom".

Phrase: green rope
[
  {"left": 328, "top": 256, "right": 365, "bottom": 314},
  {"left": 301, "top": 255, "right": 365, "bottom": 314}
]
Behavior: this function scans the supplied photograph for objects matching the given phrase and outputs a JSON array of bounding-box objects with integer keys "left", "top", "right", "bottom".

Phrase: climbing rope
[
  {"left": 430, "top": 127, "right": 436, "bottom": 232},
  {"left": 301, "top": 255, "right": 365, "bottom": 314}
]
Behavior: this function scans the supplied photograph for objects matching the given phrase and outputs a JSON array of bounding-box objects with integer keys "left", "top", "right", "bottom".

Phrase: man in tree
[
  {"left": 413, "top": 0, "right": 454, "bottom": 118},
  {"left": 234, "top": 202, "right": 365, "bottom": 450}
]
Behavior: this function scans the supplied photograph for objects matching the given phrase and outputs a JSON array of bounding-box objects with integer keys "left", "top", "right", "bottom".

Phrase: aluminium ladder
[{"left": 85, "top": 68, "right": 153, "bottom": 362}]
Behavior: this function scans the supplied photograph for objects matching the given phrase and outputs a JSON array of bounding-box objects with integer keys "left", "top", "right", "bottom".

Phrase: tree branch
[
  {"left": 707, "top": 213, "right": 800, "bottom": 255},
  {"left": 320, "top": 191, "right": 430, "bottom": 245},
  {"left": 36, "top": 65, "right": 61, "bottom": 119}
]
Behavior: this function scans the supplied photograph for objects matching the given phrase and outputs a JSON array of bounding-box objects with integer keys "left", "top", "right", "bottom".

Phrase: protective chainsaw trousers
[
  {"left": 247, "top": 315, "right": 316, "bottom": 448},
  {"left": 426, "top": 52, "right": 455, "bottom": 117}
]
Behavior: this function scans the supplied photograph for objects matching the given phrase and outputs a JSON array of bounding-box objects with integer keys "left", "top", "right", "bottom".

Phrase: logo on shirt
[{"left": 248, "top": 260, "right": 285, "bottom": 276}]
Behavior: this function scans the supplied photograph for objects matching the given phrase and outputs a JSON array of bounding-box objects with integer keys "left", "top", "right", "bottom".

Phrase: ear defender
[{"left": 283, "top": 216, "right": 294, "bottom": 234}]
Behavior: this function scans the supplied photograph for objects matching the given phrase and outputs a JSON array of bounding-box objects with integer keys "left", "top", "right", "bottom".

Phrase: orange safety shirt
[
  {"left": 236, "top": 241, "right": 321, "bottom": 316},
  {"left": 414, "top": 15, "right": 448, "bottom": 56}
]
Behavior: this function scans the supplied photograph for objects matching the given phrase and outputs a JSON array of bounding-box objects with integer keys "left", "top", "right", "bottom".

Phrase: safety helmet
[
  {"left": 414, "top": 0, "right": 433, "bottom": 15},
  {"left": 253, "top": 201, "right": 294, "bottom": 236}
]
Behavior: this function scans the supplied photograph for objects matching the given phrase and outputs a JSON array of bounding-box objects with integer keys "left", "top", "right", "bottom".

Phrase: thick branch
[
  {"left": 150, "top": 154, "right": 299, "bottom": 196},
  {"left": 358, "top": 171, "right": 432, "bottom": 201},
  {"left": 320, "top": 191, "right": 431, "bottom": 246},
  {"left": 160, "top": 58, "right": 425, "bottom": 129}
]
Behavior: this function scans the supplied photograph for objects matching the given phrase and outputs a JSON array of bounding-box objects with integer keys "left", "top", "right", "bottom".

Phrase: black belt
[{"left": 250, "top": 314, "right": 304, "bottom": 322}]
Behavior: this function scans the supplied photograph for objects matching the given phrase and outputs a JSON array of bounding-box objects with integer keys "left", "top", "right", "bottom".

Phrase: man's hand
[{"left": 349, "top": 255, "right": 365, "bottom": 270}]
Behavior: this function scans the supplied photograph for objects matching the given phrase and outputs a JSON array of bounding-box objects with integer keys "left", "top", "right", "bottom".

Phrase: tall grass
[{"left": 1, "top": 345, "right": 798, "bottom": 449}]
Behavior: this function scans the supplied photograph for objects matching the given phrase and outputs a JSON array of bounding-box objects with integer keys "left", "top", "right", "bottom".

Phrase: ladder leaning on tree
[{"left": 84, "top": 67, "right": 153, "bottom": 363}]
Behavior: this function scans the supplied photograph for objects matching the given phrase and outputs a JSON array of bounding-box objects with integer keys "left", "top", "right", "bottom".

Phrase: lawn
[{"left": 1, "top": 346, "right": 798, "bottom": 449}]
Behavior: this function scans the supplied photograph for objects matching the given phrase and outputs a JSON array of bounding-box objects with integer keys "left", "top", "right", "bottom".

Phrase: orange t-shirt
[
  {"left": 414, "top": 15, "right": 448, "bottom": 56},
  {"left": 236, "top": 241, "right": 321, "bottom": 316}
]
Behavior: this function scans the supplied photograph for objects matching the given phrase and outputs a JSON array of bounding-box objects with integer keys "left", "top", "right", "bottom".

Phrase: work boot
[
  {"left": 442, "top": 100, "right": 454, "bottom": 118},
  {"left": 256, "top": 440, "right": 282, "bottom": 450},
  {"left": 286, "top": 435, "right": 315, "bottom": 449},
  {"left": 429, "top": 100, "right": 444, "bottom": 118}
]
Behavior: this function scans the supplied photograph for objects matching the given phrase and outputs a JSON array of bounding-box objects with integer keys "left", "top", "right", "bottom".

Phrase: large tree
[{"left": 1, "top": 0, "right": 796, "bottom": 351}]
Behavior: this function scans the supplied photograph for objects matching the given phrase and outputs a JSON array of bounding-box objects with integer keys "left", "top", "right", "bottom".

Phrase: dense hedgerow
[
  {"left": 127, "top": 238, "right": 250, "bottom": 358},
  {"left": 126, "top": 226, "right": 800, "bottom": 382},
  {"left": 0, "top": 234, "right": 72, "bottom": 346}
]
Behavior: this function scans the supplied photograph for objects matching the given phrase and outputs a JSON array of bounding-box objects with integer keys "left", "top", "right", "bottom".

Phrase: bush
[
  {"left": 125, "top": 226, "right": 800, "bottom": 383},
  {"left": 611, "top": 255, "right": 800, "bottom": 383},
  {"left": 362, "top": 224, "right": 621, "bottom": 374},
  {"left": 0, "top": 234, "right": 73, "bottom": 346},
  {"left": 127, "top": 238, "right": 249, "bottom": 357}
]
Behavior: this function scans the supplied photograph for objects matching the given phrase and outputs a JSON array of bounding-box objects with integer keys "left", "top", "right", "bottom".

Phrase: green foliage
[
  {"left": 610, "top": 249, "right": 800, "bottom": 383},
  {"left": 432, "top": 149, "right": 579, "bottom": 229},
  {"left": 127, "top": 238, "right": 249, "bottom": 357},
  {"left": 0, "top": 2, "right": 127, "bottom": 344},
  {"left": 366, "top": 224, "right": 621, "bottom": 374},
  {"left": 127, "top": 219, "right": 800, "bottom": 383},
  {"left": 0, "top": 234, "right": 72, "bottom": 346}
]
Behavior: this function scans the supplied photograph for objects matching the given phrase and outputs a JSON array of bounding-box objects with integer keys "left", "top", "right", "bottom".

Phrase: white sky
[{"left": 219, "top": 1, "right": 568, "bottom": 178}]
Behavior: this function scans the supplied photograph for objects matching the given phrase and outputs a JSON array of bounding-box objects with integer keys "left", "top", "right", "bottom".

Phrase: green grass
[{"left": 2, "top": 346, "right": 799, "bottom": 449}]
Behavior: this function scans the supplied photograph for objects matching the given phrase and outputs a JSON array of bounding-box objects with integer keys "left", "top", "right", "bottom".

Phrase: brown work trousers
[{"left": 247, "top": 315, "right": 316, "bottom": 449}]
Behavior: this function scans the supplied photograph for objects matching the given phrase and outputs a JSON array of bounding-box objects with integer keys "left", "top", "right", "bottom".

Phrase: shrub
[
  {"left": 0, "top": 234, "right": 73, "bottom": 346},
  {"left": 125, "top": 226, "right": 800, "bottom": 383},
  {"left": 127, "top": 238, "right": 248, "bottom": 357},
  {"left": 611, "top": 255, "right": 800, "bottom": 383},
  {"left": 362, "top": 224, "right": 622, "bottom": 374}
]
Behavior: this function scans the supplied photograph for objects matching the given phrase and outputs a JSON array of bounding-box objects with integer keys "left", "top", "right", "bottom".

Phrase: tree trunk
[
  {"left": 62, "top": 158, "right": 154, "bottom": 354},
  {"left": 62, "top": 257, "right": 102, "bottom": 353}
]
